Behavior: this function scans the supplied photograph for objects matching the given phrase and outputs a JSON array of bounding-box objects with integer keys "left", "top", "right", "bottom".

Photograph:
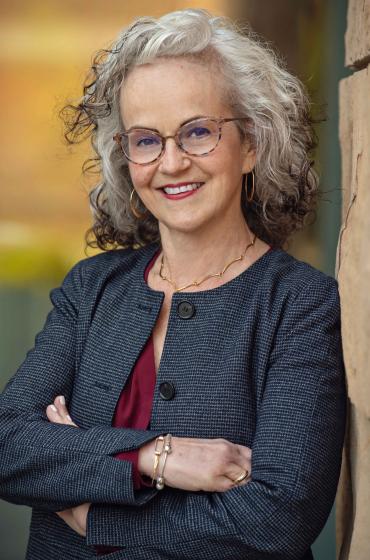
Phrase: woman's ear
[{"left": 241, "top": 142, "right": 256, "bottom": 175}]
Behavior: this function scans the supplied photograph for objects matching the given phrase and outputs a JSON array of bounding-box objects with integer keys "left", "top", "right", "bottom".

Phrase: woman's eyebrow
[{"left": 126, "top": 115, "right": 210, "bottom": 132}]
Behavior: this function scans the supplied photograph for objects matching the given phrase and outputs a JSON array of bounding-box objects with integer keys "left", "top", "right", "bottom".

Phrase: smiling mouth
[{"left": 161, "top": 182, "right": 204, "bottom": 195}]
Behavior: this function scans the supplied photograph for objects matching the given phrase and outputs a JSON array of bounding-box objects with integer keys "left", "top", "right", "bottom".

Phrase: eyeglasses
[{"left": 113, "top": 116, "right": 250, "bottom": 165}]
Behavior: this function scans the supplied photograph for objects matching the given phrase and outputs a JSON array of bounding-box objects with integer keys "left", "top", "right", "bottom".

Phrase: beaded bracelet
[{"left": 155, "top": 433, "right": 172, "bottom": 490}]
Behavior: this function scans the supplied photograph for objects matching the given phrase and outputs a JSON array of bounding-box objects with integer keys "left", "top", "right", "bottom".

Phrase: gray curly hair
[{"left": 60, "top": 8, "right": 320, "bottom": 251}]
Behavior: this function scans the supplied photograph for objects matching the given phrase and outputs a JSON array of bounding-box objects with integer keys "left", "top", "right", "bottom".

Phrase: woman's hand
[
  {"left": 55, "top": 502, "right": 90, "bottom": 537},
  {"left": 138, "top": 435, "right": 252, "bottom": 493},
  {"left": 46, "top": 396, "right": 90, "bottom": 537},
  {"left": 46, "top": 395, "right": 78, "bottom": 428}
]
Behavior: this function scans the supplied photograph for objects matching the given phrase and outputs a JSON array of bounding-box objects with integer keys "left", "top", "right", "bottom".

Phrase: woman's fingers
[
  {"left": 56, "top": 508, "right": 86, "bottom": 536},
  {"left": 235, "top": 444, "right": 252, "bottom": 461},
  {"left": 46, "top": 396, "right": 78, "bottom": 427},
  {"left": 71, "top": 502, "right": 90, "bottom": 536},
  {"left": 227, "top": 462, "right": 252, "bottom": 485},
  {"left": 53, "top": 395, "right": 73, "bottom": 422},
  {"left": 46, "top": 404, "right": 60, "bottom": 423},
  {"left": 220, "top": 475, "right": 250, "bottom": 491}
]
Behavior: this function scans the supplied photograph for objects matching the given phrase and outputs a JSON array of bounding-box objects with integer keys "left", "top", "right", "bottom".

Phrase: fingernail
[
  {"left": 50, "top": 405, "right": 57, "bottom": 412},
  {"left": 67, "top": 415, "right": 73, "bottom": 422},
  {"left": 59, "top": 396, "right": 65, "bottom": 405}
]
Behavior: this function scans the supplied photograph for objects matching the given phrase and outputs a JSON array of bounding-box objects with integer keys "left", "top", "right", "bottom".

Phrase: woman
[{"left": 0, "top": 8, "right": 346, "bottom": 560}]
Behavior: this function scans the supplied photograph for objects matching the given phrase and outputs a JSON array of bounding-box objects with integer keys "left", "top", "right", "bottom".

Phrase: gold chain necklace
[{"left": 159, "top": 233, "right": 257, "bottom": 293}]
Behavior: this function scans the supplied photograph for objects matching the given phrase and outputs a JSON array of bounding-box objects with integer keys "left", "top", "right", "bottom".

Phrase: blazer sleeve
[
  {"left": 0, "top": 260, "right": 165, "bottom": 512},
  {"left": 85, "top": 276, "right": 347, "bottom": 560}
]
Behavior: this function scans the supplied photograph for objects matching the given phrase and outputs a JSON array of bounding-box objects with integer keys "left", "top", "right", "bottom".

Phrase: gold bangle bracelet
[
  {"left": 151, "top": 436, "right": 165, "bottom": 486},
  {"left": 156, "top": 434, "right": 172, "bottom": 490}
]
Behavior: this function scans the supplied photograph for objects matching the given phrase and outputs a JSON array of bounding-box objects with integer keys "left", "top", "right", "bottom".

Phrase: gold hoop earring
[
  {"left": 130, "top": 189, "right": 149, "bottom": 220},
  {"left": 245, "top": 170, "right": 255, "bottom": 203}
]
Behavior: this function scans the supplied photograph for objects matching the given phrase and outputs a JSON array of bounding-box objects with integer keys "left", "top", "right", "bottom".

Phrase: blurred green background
[{"left": 0, "top": 1, "right": 348, "bottom": 558}]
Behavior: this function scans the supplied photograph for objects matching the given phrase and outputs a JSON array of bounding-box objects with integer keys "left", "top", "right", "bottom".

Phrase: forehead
[{"left": 120, "top": 57, "right": 230, "bottom": 130}]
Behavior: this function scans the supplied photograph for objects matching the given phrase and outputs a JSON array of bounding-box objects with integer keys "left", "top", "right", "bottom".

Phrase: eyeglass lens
[{"left": 120, "top": 118, "right": 221, "bottom": 164}]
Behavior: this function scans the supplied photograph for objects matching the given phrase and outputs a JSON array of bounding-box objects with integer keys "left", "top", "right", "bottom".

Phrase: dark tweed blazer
[{"left": 0, "top": 241, "right": 347, "bottom": 560}]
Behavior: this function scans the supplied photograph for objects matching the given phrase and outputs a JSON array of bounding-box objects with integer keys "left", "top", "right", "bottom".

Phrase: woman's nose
[{"left": 158, "top": 138, "right": 191, "bottom": 174}]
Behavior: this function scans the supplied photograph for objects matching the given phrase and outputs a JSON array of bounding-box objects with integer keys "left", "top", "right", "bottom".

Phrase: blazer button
[
  {"left": 177, "top": 300, "right": 195, "bottom": 319},
  {"left": 159, "top": 382, "right": 175, "bottom": 400}
]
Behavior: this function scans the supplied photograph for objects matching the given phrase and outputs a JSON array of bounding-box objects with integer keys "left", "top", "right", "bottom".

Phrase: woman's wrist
[
  {"left": 138, "top": 435, "right": 175, "bottom": 485},
  {"left": 153, "top": 434, "right": 172, "bottom": 489},
  {"left": 137, "top": 438, "right": 160, "bottom": 478}
]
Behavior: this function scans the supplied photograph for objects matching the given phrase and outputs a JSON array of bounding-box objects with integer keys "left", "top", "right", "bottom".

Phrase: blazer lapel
[{"left": 75, "top": 242, "right": 165, "bottom": 426}]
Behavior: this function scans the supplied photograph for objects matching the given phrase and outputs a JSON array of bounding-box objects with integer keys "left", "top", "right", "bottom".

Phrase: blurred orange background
[{"left": 0, "top": 0, "right": 227, "bottom": 285}]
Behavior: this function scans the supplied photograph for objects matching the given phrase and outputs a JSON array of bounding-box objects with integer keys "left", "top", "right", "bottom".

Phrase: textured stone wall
[{"left": 336, "top": 1, "right": 370, "bottom": 559}]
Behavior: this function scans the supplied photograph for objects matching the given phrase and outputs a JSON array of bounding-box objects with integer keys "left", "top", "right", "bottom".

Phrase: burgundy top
[
  {"left": 111, "top": 247, "right": 161, "bottom": 488},
  {"left": 95, "top": 244, "right": 272, "bottom": 554}
]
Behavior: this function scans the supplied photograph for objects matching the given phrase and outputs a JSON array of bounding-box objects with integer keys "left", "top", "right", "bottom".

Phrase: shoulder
[
  {"left": 77, "top": 245, "right": 142, "bottom": 273},
  {"left": 53, "top": 242, "right": 159, "bottom": 303},
  {"left": 68, "top": 242, "right": 158, "bottom": 283},
  {"left": 263, "top": 249, "right": 341, "bottom": 334},
  {"left": 266, "top": 248, "right": 339, "bottom": 299}
]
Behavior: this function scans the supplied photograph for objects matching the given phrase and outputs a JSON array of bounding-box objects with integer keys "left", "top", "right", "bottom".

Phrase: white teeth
[{"left": 163, "top": 183, "right": 202, "bottom": 195}]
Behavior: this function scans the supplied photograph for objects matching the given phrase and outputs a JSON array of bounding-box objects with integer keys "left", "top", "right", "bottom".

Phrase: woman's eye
[
  {"left": 136, "top": 136, "right": 160, "bottom": 147},
  {"left": 187, "top": 127, "right": 211, "bottom": 138}
]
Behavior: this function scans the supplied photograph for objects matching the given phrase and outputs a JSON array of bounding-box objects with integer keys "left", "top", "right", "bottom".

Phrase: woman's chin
[{"left": 158, "top": 216, "right": 212, "bottom": 236}]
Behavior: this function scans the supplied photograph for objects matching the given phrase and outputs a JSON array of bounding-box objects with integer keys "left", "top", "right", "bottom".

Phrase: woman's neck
[{"left": 154, "top": 218, "right": 259, "bottom": 292}]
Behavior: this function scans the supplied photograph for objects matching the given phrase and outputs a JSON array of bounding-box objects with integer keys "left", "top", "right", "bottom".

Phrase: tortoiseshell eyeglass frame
[{"left": 112, "top": 116, "right": 251, "bottom": 165}]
